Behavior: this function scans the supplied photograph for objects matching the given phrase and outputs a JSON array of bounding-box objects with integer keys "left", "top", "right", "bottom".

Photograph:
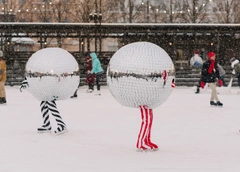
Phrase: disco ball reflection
[
  {"left": 25, "top": 48, "right": 79, "bottom": 101},
  {"left": 107, "top": 42, "right": 175, "bottom": 109}
]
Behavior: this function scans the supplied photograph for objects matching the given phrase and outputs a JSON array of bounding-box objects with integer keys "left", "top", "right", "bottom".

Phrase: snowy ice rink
[{"left": 1, "top": 85, "right": 240, "bottom": 172}]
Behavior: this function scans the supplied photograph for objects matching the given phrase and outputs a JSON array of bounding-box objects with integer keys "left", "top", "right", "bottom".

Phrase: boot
[
  {"left": 70, "top": 90, "right": 78, "bottom": 98},
  {"left": 195, "top": 86, "right": 200, "bottom": 94},
  {"left": 217, "top": 101, "right": 223, "bottom": 107},
  {"left": 2, "top": 97, "right": 6, "bottom": 104},
  {"left": 0, "top": 97, "right": 2, "bottom": 104},
  {"left": 210, "top": 101, "right": 217, "bottom": 106}
]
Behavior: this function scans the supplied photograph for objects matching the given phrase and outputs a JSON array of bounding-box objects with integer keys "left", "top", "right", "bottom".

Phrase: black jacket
[{"left": 200, "top": 60, "right": 220, "bottom": 83}]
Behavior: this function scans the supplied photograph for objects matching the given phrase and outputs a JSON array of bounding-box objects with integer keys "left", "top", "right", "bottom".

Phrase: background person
[
  {"left": 200, "top": 51, "right": 223, "bottom": 106},
  {"left": 86, "top": 52, "right": 95, "bottom": 93},
  {"left": 230, "top": 58, "right": 240, "bottom": 87},
  {"left": 88, "top": 52, "right": 104, "bottom": 95},
  {"left": 190, "top": 50, "right": 203, "bottom": 67},
  {"left": 217, "top": 63, "right": 227, "bottom": 87},
  {"left": 0, "top": 51, "right": 7, "bottom": 104}
]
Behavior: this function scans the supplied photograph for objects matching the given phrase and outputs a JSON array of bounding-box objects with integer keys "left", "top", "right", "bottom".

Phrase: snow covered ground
[{"left": 1, "top": 85, "right": 240, "bottom": 172}]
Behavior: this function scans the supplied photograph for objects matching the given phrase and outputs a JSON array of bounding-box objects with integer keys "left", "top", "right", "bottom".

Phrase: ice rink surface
[{"left": 1, "top": 85, "right": 240, "bottom": 172}]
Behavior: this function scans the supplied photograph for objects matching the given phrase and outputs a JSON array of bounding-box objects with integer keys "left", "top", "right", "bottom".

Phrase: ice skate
[
  {"left": 0, "top": 97, "right": 6, "bottom": 104},
  {"left": 70, "top": 94, "right": 77, "bottom": 98},
  {"left": 2, "top": 97, "right": 6, "bottom": 104},
  {"left": 95, "top": 90, "right": 101, "bottom": 96},
  {"left": 195, "top": 87, "right": 200, "bottom": 94},
  {"left": 136, "top": 146, "right": 151, "bottom": 152},
  {"left": 37, "top": 126, "right": 52, "bottom": 133},
  {"left": 210, "top": 101, "right": 217, "bottom": 106},
  {"left": 86, "top": 89, "right": 93, "bottom": 93},
  {"left": 216, "top": 101, "right": 223, "bottom": 107},
  {"left": 136, "top": 145, "right": 158, "bottom": 152},
  {"left": 147, "top": 142, "right": 159, "bottom": 151},
  {"left": 54, "top": 127, "right": 68, "bottom": 135}
]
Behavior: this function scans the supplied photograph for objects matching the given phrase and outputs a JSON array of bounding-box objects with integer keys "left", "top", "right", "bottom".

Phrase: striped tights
[
  {"left": 136, "top": 105, "right": 158, "bottom": 150},
  {"left": 39, "top": 100, "right": 67, "bottom": 133}
]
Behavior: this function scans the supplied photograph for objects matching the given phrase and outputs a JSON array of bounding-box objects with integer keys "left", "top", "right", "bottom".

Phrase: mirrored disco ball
[
  {"left": 107, "top": 42, "right": 175, "bottom": 109},
  {"left": 25, "top": 48, "right": 79, "bottom": 101}
]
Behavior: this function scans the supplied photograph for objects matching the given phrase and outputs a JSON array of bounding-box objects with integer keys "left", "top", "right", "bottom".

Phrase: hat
[
  {"left": 194, "top": 50, "right": 199, "bottom": 54},
  {"left": 230, "top": 58, "right": 236, "bottom": 63},
  {"left": 0, "top": 51, "right": 3, "bottom": 57},
  {"left": 208, "top": 51, "right": 215, "bottom": 59}
]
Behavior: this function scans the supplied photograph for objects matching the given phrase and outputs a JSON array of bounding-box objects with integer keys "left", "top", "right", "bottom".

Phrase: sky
[{"left": 1, "top": 85, "right": 240, "bottom": 172}]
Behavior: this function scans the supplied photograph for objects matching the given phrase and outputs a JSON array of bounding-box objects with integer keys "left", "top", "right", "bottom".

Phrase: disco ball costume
[
  {"left": 107, "top": 42, "right": 175, "bottom": 151},
  {"left": 20, "top": 48, "right": 79, "bottom": 134}
]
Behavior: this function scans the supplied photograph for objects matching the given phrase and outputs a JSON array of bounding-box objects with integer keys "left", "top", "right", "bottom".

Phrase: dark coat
[
  {"left": 200, "top": 60, "right": 220, "bottom": 83},
  {"left": 86, "top": 57, "right": 95, "bottom": 84}
]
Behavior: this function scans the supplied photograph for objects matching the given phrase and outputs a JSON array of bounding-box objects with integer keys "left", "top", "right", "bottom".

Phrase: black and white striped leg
[
  {"left": 47, "top": 100, "right": 68, "bottom": 134},
  {"left": 38, "top": 101, "right": 52, "bottom": 133}
]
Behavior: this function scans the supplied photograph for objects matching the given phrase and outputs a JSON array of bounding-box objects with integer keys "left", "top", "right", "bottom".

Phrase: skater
[
  {"left": 217, "top": 63, "right": 227, "bottom": 87},
  {"left": 230, "top": 58, "right": 240, "bottom": 87},
  {"left": 88, "top": 52, "right": 104, "bottom": 95},
  {"left": 0, "top": 50, "right": 7, "bottom": 104},
  {"left": 200, "top": 51, "right": 223, "bottom": 106},
  {"left": 20, "top": 78, "right": 68, "bottom": 134},
  {"left": 86, "top": 52, "right": 95, "bottom": 93},
  {"left": 190, "top": 50, "right": 203, "bottom": 67}
]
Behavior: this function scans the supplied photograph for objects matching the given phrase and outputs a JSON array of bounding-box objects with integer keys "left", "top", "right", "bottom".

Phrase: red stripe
[{"left": 136, "top": 106, "right": 149, "bottom": 148}]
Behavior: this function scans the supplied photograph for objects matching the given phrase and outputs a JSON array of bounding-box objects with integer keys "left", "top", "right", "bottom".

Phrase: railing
[{"left": 4, "top": 51, "right": 238, "bottom": 87}]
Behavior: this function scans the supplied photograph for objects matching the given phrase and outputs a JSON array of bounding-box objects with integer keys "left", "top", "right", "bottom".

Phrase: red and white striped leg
[
  {"left": 145, "top": 108, "right": 158, "bottom": 150},
  {"left": 136, "top": 105, "right": 158, "bottom": 151}
]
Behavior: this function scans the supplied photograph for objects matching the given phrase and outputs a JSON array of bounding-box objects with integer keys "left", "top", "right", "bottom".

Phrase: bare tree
[
  {"left": 0, "top": 0, "right": 24, "bottom": 22},
  {"left": 181, "top": 0, "right": 212, "bottom": 23},
  {"left": 154, "top": 0, "right": 185, "bottom": 23},
  {"left": 51, "top": 1, "right": 70, "bottom": 22},
  {"left": 214, "top": 0, "right": 239, "bottom": 23},
  {"left": 70, "top": 0, "right": 95, "bottom": 22}
]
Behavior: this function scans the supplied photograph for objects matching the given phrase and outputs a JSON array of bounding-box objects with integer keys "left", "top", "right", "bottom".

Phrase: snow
[{"left": 1, "top": 85, "right": 240, "bottom": 172}]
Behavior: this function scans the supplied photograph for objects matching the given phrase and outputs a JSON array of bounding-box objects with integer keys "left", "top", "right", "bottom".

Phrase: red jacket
[{"left": 86, "top": 57, "right": 94, "bottom": 83}]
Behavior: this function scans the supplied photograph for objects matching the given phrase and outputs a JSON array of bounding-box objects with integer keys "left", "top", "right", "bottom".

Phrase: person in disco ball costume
[
  {"left": 107, "top": 42, "right": 175, "bottom": 151},
  {"left": 20, "top": 48, "right": 79, "bottom": 135}
]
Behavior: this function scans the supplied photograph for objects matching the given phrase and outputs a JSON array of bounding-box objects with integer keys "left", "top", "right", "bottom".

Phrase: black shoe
[
  {"left": 195, "top": 90, "right": 200, "bottom": 94},
  {"left": 37, "top": 126, "right": 52, "bottom": 133},
  {"left": 210, "top": 101, "right": 217, "bottom": 106},
  {"left": 70, "top": 94, "right": 77, "bottom": 98},
  {"left": 195, "top": 87, "right": 200, "bottom": 94},
  {"left": 217, "top": 101, "right": 223, "bottom": 107},
  {"left": 2, "top": 97, "right": 6, "bottom": 104}
]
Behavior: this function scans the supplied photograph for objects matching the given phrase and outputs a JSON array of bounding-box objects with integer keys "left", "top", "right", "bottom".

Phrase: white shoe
[
  {"left": 95, "top": 90, "right": 101, "bottom": 96},
  {"left": 86, "top": 89, "right": 93, "bottom": 93}
]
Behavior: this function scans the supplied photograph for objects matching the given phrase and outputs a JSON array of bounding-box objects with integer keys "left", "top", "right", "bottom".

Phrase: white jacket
[{"left": 190, "top": 54, "right": 203, "bottom": 67}]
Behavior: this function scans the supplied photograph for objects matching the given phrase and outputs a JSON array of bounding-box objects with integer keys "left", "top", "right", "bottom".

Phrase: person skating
[
  {"left": 200, "top": 51, "right": 223, "bottom": 107},
  {"left": 230, "top": 58, "right": 240, "bottom": 87},
  {"left": 217, "top": 63, "right": 227, "bottom": 87},
  {"left": 88, "top": 52, "right": 104, "bottom": 96},
  {"left": 20, "top": 78, "right": 68, "bottom": 134},
  {"left": 0, "top": 51, "right": 7, "bottom": 104},
  {"left": 190, "top": 50, "right": 203, "bottom": 67},
  {"left": 85, "top": 52, "right": 95, "bottom": 93}
]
